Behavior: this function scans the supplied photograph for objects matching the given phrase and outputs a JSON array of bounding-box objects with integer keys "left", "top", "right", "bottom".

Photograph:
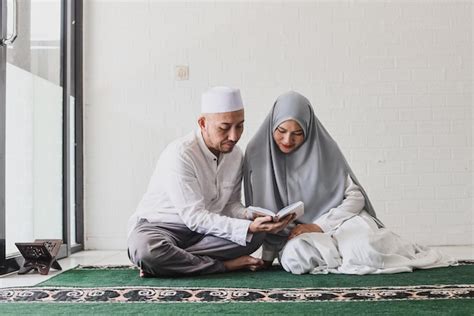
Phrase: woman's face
[{"left": 273, "top": 120, "right": 305, "bottom": 154}]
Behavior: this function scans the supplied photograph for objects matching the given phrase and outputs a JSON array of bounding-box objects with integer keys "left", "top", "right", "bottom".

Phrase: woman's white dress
[{"left": 278, "top": 176, "right": 456, "bottom": 275}]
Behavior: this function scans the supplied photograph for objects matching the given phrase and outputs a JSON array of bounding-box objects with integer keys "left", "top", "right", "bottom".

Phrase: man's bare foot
[
  {"left": 139, "top": 269, "right": 153, "bottom": 278},
  {"left": 262, "top": 260, "right": 274, "bottom": 269},
  {"left": 249, "top": 260, "right": 273, "bottom": 271},
  {"left": 223, "top": 255, "right": 264, "bottom": 272}
]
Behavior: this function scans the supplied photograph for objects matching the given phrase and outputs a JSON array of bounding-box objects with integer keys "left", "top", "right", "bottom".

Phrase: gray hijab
[{"left": 244, "top": 91, "right": 378, "bottom": 224}]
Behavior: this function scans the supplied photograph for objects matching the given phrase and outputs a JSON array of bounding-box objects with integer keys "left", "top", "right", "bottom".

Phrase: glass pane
[{"left": 5, "top": 0, "right": 62, "bottom": 256}]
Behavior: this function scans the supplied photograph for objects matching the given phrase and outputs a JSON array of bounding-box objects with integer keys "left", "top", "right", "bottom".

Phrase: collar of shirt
[{"left": 195, "top": 128, "right": 223, "bottom": 164}]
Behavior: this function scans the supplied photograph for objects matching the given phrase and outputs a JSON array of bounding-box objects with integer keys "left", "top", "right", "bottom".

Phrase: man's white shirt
[{"left": 128, "top": 129, "right": 252, "bottom": 246}]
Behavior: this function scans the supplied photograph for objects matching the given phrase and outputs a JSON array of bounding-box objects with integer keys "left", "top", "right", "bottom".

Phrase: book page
[
  {"left": 247, "top": 206, "right": 275, "bottom": 218},
  {"left": 277, "top": 201, "right": 304, "bottom": 220}
]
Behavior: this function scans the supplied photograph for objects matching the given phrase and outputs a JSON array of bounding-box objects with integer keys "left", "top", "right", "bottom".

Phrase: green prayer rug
[{"left": 1, "top": 261, "right": 473, "bottom": 315}]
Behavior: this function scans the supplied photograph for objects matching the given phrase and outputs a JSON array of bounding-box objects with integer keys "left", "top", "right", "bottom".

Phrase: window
[{"left": 0, "top": 0, "right": 83, "bottom": 274}]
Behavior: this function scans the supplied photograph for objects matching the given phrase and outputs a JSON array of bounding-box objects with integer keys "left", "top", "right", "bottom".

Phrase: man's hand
[
  {"left": 288, "top": 223, "right": 323, "bottom": 240},
  {"left": 249, "top": 214, "right": 295, "bottom": 234}
]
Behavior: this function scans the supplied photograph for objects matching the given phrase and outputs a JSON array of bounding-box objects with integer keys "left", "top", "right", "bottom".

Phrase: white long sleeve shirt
[
  {"left": 262, "top": 175, "right": 365, "bottom": 261},
  {"left": 128, "top": 130, "right": 252, "bottom": 246},
  {"left": 313, "top": 175, "right": 365, "bottom": 233}
]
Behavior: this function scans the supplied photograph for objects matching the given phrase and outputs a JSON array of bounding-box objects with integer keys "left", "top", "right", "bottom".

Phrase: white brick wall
[{"left": 84, "top": 0, "right": 473, "bottom": 249}]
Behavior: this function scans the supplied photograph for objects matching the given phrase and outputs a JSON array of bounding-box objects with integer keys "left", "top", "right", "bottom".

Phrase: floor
[
  {"left": 0, "top": 250, "right": 130, "bottom": 288},
  {"left": 1, "top": 245, "right": 473, "bottom": 289}
]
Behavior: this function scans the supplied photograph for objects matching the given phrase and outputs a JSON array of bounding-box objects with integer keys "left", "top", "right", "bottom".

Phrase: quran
[
  {"left": 248, "top": 201, "right": 304, "bottom": 222},
  {"left": 15, "top": 239, "right": 63, "bottom": 275}
]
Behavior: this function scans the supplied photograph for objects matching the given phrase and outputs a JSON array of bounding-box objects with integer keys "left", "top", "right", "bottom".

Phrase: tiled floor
[
  {"left": 1, "top": 245, "right": 472, "bottom": 289},
  {"left": 0, "top": 250, "right": 130, "bottom": 288}
]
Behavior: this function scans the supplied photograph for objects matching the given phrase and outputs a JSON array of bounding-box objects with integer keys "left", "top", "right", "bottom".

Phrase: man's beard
[{"left": 219, "top": 141, "right": 236, "bottom": 153}]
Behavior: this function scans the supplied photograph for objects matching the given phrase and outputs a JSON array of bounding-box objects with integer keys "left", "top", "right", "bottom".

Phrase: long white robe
[
  {"left": 279, "top": 178, "right": 456, "bottom": 275},
  {"left": 128, "top": 129, "right": 252, "bottom": 246}
]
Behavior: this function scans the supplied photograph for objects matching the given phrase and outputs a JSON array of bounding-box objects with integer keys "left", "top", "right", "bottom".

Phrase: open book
[{"left": 248, "top": 201, "right": 304, "bottom": 222}]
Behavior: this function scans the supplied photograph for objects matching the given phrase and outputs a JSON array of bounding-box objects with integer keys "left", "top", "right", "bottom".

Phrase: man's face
[{"left": 199, "top": 109, "right": 245, "bottom": 155}]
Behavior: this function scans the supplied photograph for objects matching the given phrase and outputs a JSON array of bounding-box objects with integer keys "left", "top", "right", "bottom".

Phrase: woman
[{"left": 244, "top": 91, "right": 454, "bottom": 274}]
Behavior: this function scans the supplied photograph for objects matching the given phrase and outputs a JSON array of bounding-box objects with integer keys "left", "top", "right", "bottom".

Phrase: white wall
[{"left": 84, "top": 0, "right": 473, "bottom": 249}]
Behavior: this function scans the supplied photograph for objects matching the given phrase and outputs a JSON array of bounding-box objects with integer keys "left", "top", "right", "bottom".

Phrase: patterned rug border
[
  {"left": 76, "top": 264, "right": 138, "bottom": 270},
  {"left": 74, "top": 260, "right": 474, "bottom": 270},
  {"left": 1, "top": 284, "right": 473, "bottom": 303}
]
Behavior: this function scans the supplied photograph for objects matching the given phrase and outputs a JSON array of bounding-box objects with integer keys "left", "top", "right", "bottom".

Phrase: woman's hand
[
  {"left": 288, "top": 223, "right": 323, "bottom": 240},
  {"left": 249, "top": 214, "right": 295, "bottom": 234}
]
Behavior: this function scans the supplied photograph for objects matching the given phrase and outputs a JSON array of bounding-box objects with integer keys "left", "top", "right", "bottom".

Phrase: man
[{"left": 127, "top": 86, "right": 293, "bottom": 277}]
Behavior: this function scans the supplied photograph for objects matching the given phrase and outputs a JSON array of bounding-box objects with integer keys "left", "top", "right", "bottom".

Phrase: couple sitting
[{"left": 127, "top": 86, "right": 454, "bottom": 277}]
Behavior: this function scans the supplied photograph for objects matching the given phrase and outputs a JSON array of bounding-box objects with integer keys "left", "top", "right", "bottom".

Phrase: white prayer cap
[{"left": 201, "top": 86, "right": 244, "bottom": 113}]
